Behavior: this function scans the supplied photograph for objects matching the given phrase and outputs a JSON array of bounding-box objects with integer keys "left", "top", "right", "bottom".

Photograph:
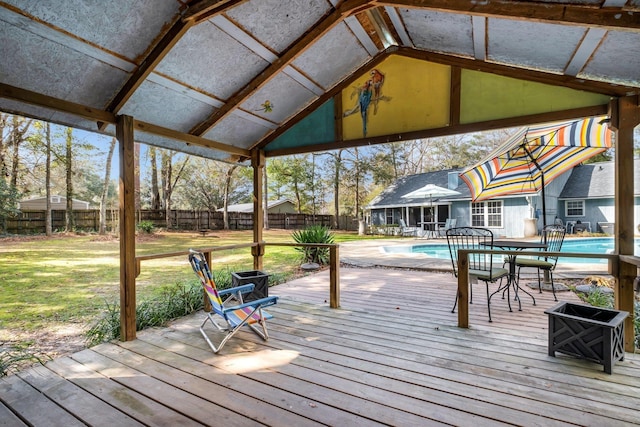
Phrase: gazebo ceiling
[{"left": 1, "top": 0, "right": 639, "bottom": 163}]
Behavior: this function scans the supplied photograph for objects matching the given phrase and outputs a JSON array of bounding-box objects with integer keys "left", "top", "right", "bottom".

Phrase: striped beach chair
[{"left": 188, "top": 250, "right": 278, "bottom": 353}]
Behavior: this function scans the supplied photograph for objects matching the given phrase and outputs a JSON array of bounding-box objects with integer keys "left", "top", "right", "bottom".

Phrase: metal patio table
[{"left": 481, "top": 240, "right": 547, "bottom": 311}]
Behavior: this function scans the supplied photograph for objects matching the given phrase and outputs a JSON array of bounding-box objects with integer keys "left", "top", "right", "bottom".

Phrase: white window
[
  {"left": 386, "top": 209, "right": 394, "bottom": 225},
  {"left": 51, "top": 196, "right": 60, "bottom": 203},
  {"left": 565, "top": 200, "right": 585, "bottom": 217},
  {"left": 471, "top": 200, "right": 503, "bottom": 228}
]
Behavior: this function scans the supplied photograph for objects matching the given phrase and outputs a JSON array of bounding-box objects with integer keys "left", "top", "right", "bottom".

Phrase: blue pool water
[{"left": 382, "top": 238, "right": 640, "bottom": 264}]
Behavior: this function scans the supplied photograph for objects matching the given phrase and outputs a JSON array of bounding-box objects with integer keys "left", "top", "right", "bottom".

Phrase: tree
[
  {"left": 148, "top": 146, "right": 161, "bottom": 210},
  {"left": 172, "top": 158, "right": 251, "bottom": 212},
  {"left": 0, "top": 113, "right": 8, "bottom": 178},
  {"left": 222, "top": 164, "right": 238, "bottom": 229},
  {"left": 0, "top": 178, "right": 19, "bottom": 232},
  {"left": 160, "top": 150, "right": 189, "bottom": 229},
  {"left": 9, "top": 116, "right": 33, "bottom": 188},
  {"left": 267, "top": 155, "right": 315, "bottom": 213},
  {"left": 320, "top": 149, "right": 345, "bottom": 229},
  {"left": 64, "top": 128, "right": 75, "bottom": 231},
  {"left": 45, "top": 123, "right": 52, "bottom": 236},
  {"left": 99, "top": 138, "right": 116, "bottom": 234}
]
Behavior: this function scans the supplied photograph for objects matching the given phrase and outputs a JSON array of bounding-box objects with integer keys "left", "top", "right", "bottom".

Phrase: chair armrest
[
  {"left": 218, "top": 283, "right": 255, "bottom": 296},
  {"left": 223, "top": 296, "right": 279, "bottom": 312}
]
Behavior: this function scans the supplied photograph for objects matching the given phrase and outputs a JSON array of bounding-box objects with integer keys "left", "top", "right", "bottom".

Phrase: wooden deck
[{"left": 2, "top": 267, "right": 640, "bottom": 426}]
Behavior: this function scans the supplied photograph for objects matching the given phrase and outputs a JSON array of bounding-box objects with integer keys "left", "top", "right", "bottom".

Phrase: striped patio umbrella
[{"left": 460, "top": 116, "right": 612, "bottom": 226}]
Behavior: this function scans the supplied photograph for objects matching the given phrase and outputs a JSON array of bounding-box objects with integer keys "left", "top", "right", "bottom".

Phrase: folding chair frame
[{"left": 189, "top": 250, "right": 278, "bottom": 353}]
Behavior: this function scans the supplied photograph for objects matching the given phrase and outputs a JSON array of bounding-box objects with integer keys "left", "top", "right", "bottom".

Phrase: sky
[{"left": 68, "top": 126, "right": 148, "bottom": 181}]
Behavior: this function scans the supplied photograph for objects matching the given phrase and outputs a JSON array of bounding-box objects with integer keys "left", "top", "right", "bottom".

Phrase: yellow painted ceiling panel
[
  {"left": 460, "top": 70, "right": 610, "bottom": 124},
  {"left": 342, "top": 56, "right": 450, "bottom": 140}
]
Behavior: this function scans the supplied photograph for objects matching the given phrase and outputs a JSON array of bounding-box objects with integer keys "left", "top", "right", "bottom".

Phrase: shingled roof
[
  {"left": 559, "top": 159, "right": 640, "bottom": 199},
  {"left": 367, "top": 169, "right": 471, "bottom": 209}
]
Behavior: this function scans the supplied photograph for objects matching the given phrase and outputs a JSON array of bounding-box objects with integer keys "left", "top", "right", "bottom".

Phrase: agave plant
[{"left": 291, "top": 225, "right": 335, "bottom": 265}]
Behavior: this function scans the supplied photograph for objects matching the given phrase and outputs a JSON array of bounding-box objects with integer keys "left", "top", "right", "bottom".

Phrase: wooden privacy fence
[{"left": 4, "top": 210, "right": 339, "bottom": 234}]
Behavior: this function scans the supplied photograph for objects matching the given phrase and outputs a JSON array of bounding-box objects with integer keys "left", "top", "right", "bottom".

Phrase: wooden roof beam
[
  {"left": 257, "top": 43, "right": 634, "bottom": 147},
  {"left": 0, "top": 82, "right": 246, "bottom": 158},
  {"left": 265, "top": 104, "right": 609, "bottom": 157},
  {"left": 256, "top": 50, "right": 390, "bottom": 150},
  {"left": 396, "top": 46, "right": 638, "bottom": 96},
  {"left": 376, "top": 0, "right": 640, "bottom": 31},
  {"left": 189, "top": 0, "right": 376, "bottom": 136},
  {"left": 182, "top": 0, "right": 249, "bottom": 24},
  {"left": 99, "top": 18, "right": 194, "bottom": 130},
  {"left": 100, "top": 0, "right": 245, "bottom": 131}
]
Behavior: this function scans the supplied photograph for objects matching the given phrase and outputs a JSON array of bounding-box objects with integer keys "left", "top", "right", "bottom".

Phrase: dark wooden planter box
[
  {"left": 544, "top": 302, "right": 628, "bottom": 374},
  {"left": 231, "top": 270, "right": 269, "bottom": 302}
]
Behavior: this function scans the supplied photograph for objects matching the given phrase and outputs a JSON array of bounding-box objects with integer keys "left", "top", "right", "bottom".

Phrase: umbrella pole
[
  {"left": 541, "top": 173, "right": 546, "bottom": 227},
  {"left": 524, "top": 145, "right": 546, "bottom": 228}
]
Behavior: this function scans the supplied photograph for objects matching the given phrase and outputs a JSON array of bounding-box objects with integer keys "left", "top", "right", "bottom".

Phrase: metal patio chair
[
  {"left": 514, "top": 224, "right": 566, "bottom": 301},
  {"left": 446, "top": 227, "right": 509, "bottom": 322},
  {"left": 188, "top": 249, "right": 278, "bottom": 353},
  {"left": 399, "top": 219, "right": 418, "bottom": 237},
  {"left": 437, "top": 218, "right": 457, "bottom": 237}
]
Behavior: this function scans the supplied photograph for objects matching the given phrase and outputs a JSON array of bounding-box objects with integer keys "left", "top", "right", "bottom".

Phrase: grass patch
[{"left": 0, "top": 229, "right": 367, "bottom": 359}]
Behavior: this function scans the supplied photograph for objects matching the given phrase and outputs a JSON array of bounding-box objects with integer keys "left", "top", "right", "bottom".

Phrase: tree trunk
[
  {"left": 333, "top": 150, "right": 343, "bottom": 229},
  {"left": 0, "top": 114, "right": 7, "bottom": 178},
  {"left": 100, "top": 137, "right": 116, "bottom": 234},
  {"left": 65, "top": 127, "right": 74, "bottom": 231},
  {"left": 45, "top": 123, "right": 52, "bottom": 236},
  {"left": 161, "top": 151, "right": 172, "bottom": 229},
  {"left": 222, "top": 164, "right": 238, "bottom": 229},
  {"left": 149, "top": 147, "right": 160, "bottom": 210},
  {"left": 159, "top": 151, "right": 189, "bottom": 230},
  {"left": 8, "top": 116, "right": 32, "bottom": 188}
]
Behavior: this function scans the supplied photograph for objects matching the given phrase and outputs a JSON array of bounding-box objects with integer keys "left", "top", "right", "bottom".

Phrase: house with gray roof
[
  {"left": 558, "top": 160, "right": 640, "bottom": 234},
  {"left": 365, "top": 160, "right": 639, "bottom": 238}
]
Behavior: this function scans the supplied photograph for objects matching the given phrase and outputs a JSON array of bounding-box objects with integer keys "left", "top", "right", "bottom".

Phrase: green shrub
[
  {"left": 291, "top": 225, "right": 335, "bottom": 265},
  {"left": 583, "top": 287, "right": 614, "bottom": 308},
  {"left": 86, "top": 280, "right": 205, "bottom": 347},
  {"left": 85, "top": 267, "right": 242, "bottom": 347},
  {"left": 136, "top": 220, "right": 155, "bottom": 234}
]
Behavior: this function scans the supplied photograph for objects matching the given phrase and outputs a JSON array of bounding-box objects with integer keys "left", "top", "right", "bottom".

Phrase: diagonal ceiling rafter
[
  {"left": 376, "top": 0, "right": 640, "bottom": 31},
  {"left": 182, "top": 0, "right": 249, "bottom": 24},
  {"left": 189, "top": 0, "right": 377, "bottom": 136},
  {"left": 256, "top": 43, "right": 635, "bottom": 154},
  {"left": 100, "top": 0, "right": 244, "bottom": 130}
]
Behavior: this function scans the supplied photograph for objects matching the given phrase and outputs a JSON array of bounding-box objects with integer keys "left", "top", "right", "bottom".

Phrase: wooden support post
[
  {"left": 252, "top": 149, "right": 265, "bottom": 271},
  {"left": 117, "top": 115, "right": 137, "bottom": 341},
  {"left": 610, "top": 96, "right": 640, "bottom": 352},
  {"left": 458, "top": 251, "right": 469, "bottom": 328},
  {"left": 330, "top": 245, "right": 340, "bottom": 308}
]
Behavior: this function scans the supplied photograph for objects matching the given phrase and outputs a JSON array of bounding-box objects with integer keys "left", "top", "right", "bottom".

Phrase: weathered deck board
[
  {"left": 0, "top": 374, "right": 85, "bottom": 427},
  {"left": 1, "top": 267, "right": 639, "bottom": 426}
]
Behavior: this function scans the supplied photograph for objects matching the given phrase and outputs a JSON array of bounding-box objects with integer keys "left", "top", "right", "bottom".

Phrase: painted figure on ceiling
[{"left": 343, "top": 68, "right": 388, "bottom": 137}]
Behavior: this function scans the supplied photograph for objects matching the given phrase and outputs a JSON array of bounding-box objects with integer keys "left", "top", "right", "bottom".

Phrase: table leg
[
  {"left": 489, "top": 258, "right": 513, "bottom": 313},
  {"left": 512, "top": 254, "right": 536, "bottom": 307}
]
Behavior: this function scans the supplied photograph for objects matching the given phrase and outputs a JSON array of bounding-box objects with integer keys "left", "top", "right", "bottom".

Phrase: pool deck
[{"left": 339, "top": 236, "right": 611, "bottom": 278}]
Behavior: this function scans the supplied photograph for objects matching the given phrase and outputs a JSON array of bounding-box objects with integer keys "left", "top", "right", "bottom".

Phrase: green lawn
[{"left": 0, "top": 229, "right": 377, "bottom": 341}]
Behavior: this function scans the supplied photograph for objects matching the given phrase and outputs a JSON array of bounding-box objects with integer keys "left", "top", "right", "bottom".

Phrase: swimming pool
[{"left": 382, "top": 238, "right": 640, "bottom": 264}]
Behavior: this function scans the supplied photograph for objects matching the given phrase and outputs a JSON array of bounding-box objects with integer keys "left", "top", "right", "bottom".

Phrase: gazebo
[{"left": 0, "top": 1, "right": 638, "bottom": 350}]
